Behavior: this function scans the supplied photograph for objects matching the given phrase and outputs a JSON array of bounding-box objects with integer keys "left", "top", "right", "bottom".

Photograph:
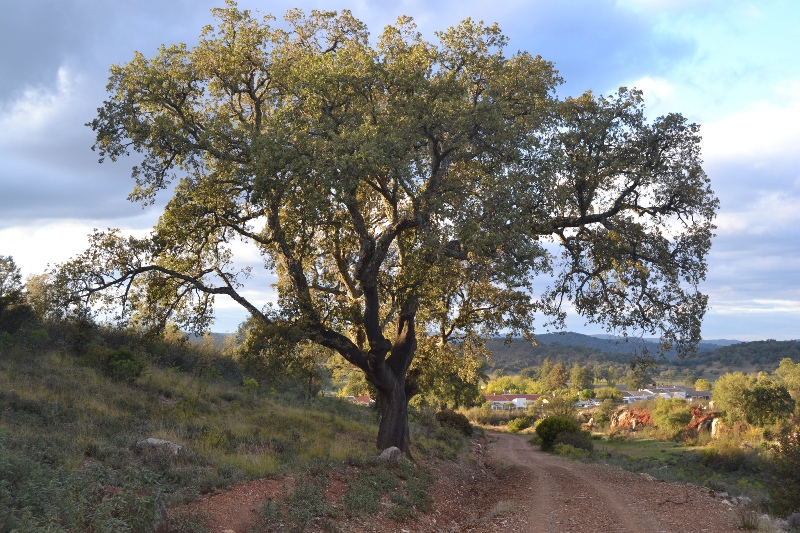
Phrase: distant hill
[
  {"left": 486, "top": 333, "right": 798, "bottom": 375},
  {"left": 198, "top": 327, "right": 798, "bottom": 376},
  {"left": 187, "top": 331, "right": 234, "bottom": 348},
  {"left": 487, "top": 332, "right": 727, "bottom": 371},
  {"left": 696, "top": 339, "right": 742, "bottom": 347},
  {"left": 690, "top": 339, "right": 800, "bottom": 368},
  {"left": 486, "top": 333, "right": 636, "bottom": 372},
  {"left": 588, "top": 333, "right": 735, "bottom": 353}
]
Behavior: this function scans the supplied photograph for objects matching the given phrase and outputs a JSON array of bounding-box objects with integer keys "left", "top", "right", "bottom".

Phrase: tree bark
[
  {"left": 369, "top": 307, "right": 417, "bottom": 456},
  {"left": 376, "top": 382, "right": 411, "bottom": 455}
]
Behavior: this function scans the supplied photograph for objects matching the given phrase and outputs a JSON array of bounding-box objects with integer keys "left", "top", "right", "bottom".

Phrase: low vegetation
[
  {"left": 0, "top": 323, "right": 468, "bottom": 532},
  {"left": 461, "top": 362, "right": 800, "bottom": 521},
  {"left": 535, "top": 416, "right": 582, "bottom": 451},
  {"left": 257, "top": 457, "right": 433, "bottom": 531},
  {"left": 516, "top": 396, "right": 800, "bottom": 519}
]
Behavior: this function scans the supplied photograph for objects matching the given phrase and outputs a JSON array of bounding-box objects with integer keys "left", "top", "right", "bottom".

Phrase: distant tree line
[{"left": 486, "top": 335, "right": 800, "bottom": 379}]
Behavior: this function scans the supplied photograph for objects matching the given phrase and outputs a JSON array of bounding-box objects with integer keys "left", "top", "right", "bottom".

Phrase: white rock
[
  {"left": 380, "top": 446, "right": 403, "bottom": 465},
  {"left": 136, "top": 438, "right": 182, "bottom": 454}
]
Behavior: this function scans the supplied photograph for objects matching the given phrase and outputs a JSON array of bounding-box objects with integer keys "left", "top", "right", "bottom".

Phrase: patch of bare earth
[
  {"left": 170, "top": 478, "right": 294, "bottom": 532},
  {"left": 173, "top": 433, "right": 742, "bottom": 532}
]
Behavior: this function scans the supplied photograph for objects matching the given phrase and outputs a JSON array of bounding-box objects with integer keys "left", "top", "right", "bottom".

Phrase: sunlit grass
[
  {"left": 327, "top": 432, "right": 377, "bottom": 462},
  {"left": 595, "top": 437, "right": 692, "bottom": 460},
  {"left": 0, "top": 340, "right": 389, "bottom": 530},
  {"left": 217, "top": 449, "right": 282, "bottom": 478}
]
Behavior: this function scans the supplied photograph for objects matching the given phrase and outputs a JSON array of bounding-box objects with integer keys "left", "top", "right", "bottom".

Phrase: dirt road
[
  {"left": 179, "top": 432, "right": 745, "bottom": 532},
  {"left": 458, "top": 433, "right": 740, "bottom": 532}
]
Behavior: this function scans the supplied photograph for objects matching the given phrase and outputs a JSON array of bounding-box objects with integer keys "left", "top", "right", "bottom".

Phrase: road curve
[{"left": 475, "top": 433, "right": 738, "bottom": 533}]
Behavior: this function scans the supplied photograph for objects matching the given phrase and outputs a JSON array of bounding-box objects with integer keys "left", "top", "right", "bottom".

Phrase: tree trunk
[
  {"left": 376, "top": 382, "right": 411, "bottom": 455},
  {"left": 357, "top": 281, "right": 417, "bottom": 455}
]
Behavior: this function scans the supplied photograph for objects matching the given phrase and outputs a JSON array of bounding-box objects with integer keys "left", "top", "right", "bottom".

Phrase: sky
[{"left": 1, "top": 0, "right": 799, "bottom": 342}]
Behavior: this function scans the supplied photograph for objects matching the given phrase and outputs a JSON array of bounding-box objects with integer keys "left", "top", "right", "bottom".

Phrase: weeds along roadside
[
  {"left": 473, "top": 399, "right": 797, "bottom": 521},
  {"left": 0, "top": 333, "right": 472, "bottom": 532}
]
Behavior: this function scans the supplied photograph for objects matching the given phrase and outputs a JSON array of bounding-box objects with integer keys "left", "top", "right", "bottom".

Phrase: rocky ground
[{"left": 174, "top": 433, "right": 757, "bottom": 532}]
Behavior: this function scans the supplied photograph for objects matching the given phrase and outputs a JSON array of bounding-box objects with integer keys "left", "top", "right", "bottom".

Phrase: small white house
[
  {"left": 620, "top": 390, "right": 656, "bottom": 404},
  {"left": 644, "top": 386, "right": 688, "bottom": 400},
  {"left": 484, "top": 394, "right": 545, "bottom": 410}
]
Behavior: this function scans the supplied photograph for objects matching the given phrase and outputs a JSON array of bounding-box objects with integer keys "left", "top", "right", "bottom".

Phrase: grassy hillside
[{"left": 0, "top": 332, "right": 463, "bottom": 532}]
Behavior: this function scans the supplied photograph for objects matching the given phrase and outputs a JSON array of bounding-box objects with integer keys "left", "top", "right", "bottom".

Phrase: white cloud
[
  {"left": 0, "top": 219, "right": 152, "bottom": 278},
  {"left": 715, "top": 191, "right": 800, "bottom": 236},
  {"left": 0, "top": 67, "right": 78, "bottom": 135},
  {"left": 626, "top": 75, "right": 676, "bottom": 116},
  {"left": 1, "top": 221, "right": 94, "bottom": 277},
  {"left": 701, "top": 93, "right": 800, "bottom": 163},
  {"left": 712, "top": 299, "right": 800, "bottom": 315},
  {"left": 631, "top": 76, "right": 673, "bottom": 100}
]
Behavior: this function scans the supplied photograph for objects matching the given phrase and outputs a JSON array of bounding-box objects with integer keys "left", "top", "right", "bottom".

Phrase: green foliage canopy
[
  {"left": 58, "top": 4, "right": 717, "bottom": 451},
  {"left": 651, "top": 397, "right": 692, "bottom": 438},
  {"left": 776, "top": 358, "right": 800, "bottom": 405},
  {"left": 578, "top": 388, "right": 596, "bottom": 401},
  {"left": 694, "top": 378, "right": 712, "bottom": 391},
  {"left": 595, "top": 386, "right": 622, "bottom": 401},
  {"left": 0, "top": 256, "right": 35, "bottom": 334},
  {"left": 713, "top": 372, "right": 795, "bottom": 427},
  {"left": 570, "top": 363, "right": 594, "bottom": 392}
]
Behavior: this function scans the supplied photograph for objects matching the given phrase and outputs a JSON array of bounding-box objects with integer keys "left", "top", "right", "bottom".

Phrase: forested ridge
[
  {"left": 693, "top": 339, "right": 800, "bottom": 368},
  {"left": 486, "top": 334, "right": 799, "bottom": 374}
]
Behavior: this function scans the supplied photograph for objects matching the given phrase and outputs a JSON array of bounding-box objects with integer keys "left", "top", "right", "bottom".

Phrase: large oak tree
[{"left": 61, "top": 3, "right": 717, "bottom": 453}]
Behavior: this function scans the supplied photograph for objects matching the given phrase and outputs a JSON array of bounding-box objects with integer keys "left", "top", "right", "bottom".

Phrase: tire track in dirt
[
  {"left": 481, "top": 433, "right": 736, "bottom": 533},
  {"left": 493, "top": 434, "right": 660, "bottom": 532}
]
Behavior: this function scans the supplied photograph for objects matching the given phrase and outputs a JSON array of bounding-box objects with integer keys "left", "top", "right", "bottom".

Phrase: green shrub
[
  {"left": 507, "top": 417, "right": 532, "bottom": 433},
  {"left": 104, "top": 346, "right": 146, "bottom": 382},
  {"left": 404, "top": 471, "right": 434, "bottom": 512},
  {"left": 166, "top": 510, "right": 212, "bottom": 533},
  {"left": 769, "top": 420, "right": 800, "bottom": 516},
  {"left": 259, "top": 476, "right": 333, "bottom": 530},
  {"left": 0, "top": 330, "right": 12, "bottom": 348},
  {"left": 554, "top": 443, "right": 591, "bottom": 460},
  {"left": 651, "top": 398, "right": 692, "bottom": 440},
  {"left": 461, "top": 404, "right": 520, "bottom": 426},
  {"left": 535, "top": 416, "right": 580, "bottom": 451},
  {"left": 26, "top": 328, "right": 50, "bottom": 348},
  {"left": 386, "top": 499, "right": 416, "bottom": 522},
  {"left": 434, "top": 426, "right": 467, "bottom": 456},
  {"left": 594, "top": 398, "right": 618, "bottom": 425},
  {"left": 699, "top": 441, "right": 753, "bottom": 472},
  {"left": 436, "top": 409, "right": 473, "bottom": 436},
  {"left": 595, "top": 386, "right": 623, "bottom": 401},
  {"left": 578, "top": 388, "right": 596, "bottom": 401},
  {"left": 553, "top": 430, "right": 593, "bottom": 451},
  {"left": 544, "top": 397, "right": 578, "bottom": 418},
  {"left": 243, "top": 377, "right": 259, "bottom": 392},
  {"left": 343, "top": 482, "right": 383, "bottom": 516}
]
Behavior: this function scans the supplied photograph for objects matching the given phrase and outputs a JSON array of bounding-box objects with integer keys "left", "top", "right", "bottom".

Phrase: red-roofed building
[{"left": 344, "top": 395, "right": 373, "bottom": 406}]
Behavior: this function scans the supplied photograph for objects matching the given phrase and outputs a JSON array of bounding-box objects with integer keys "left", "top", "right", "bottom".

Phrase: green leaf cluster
[{"left": 713, "top": 372, "right": 795, "bottom": 427}]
